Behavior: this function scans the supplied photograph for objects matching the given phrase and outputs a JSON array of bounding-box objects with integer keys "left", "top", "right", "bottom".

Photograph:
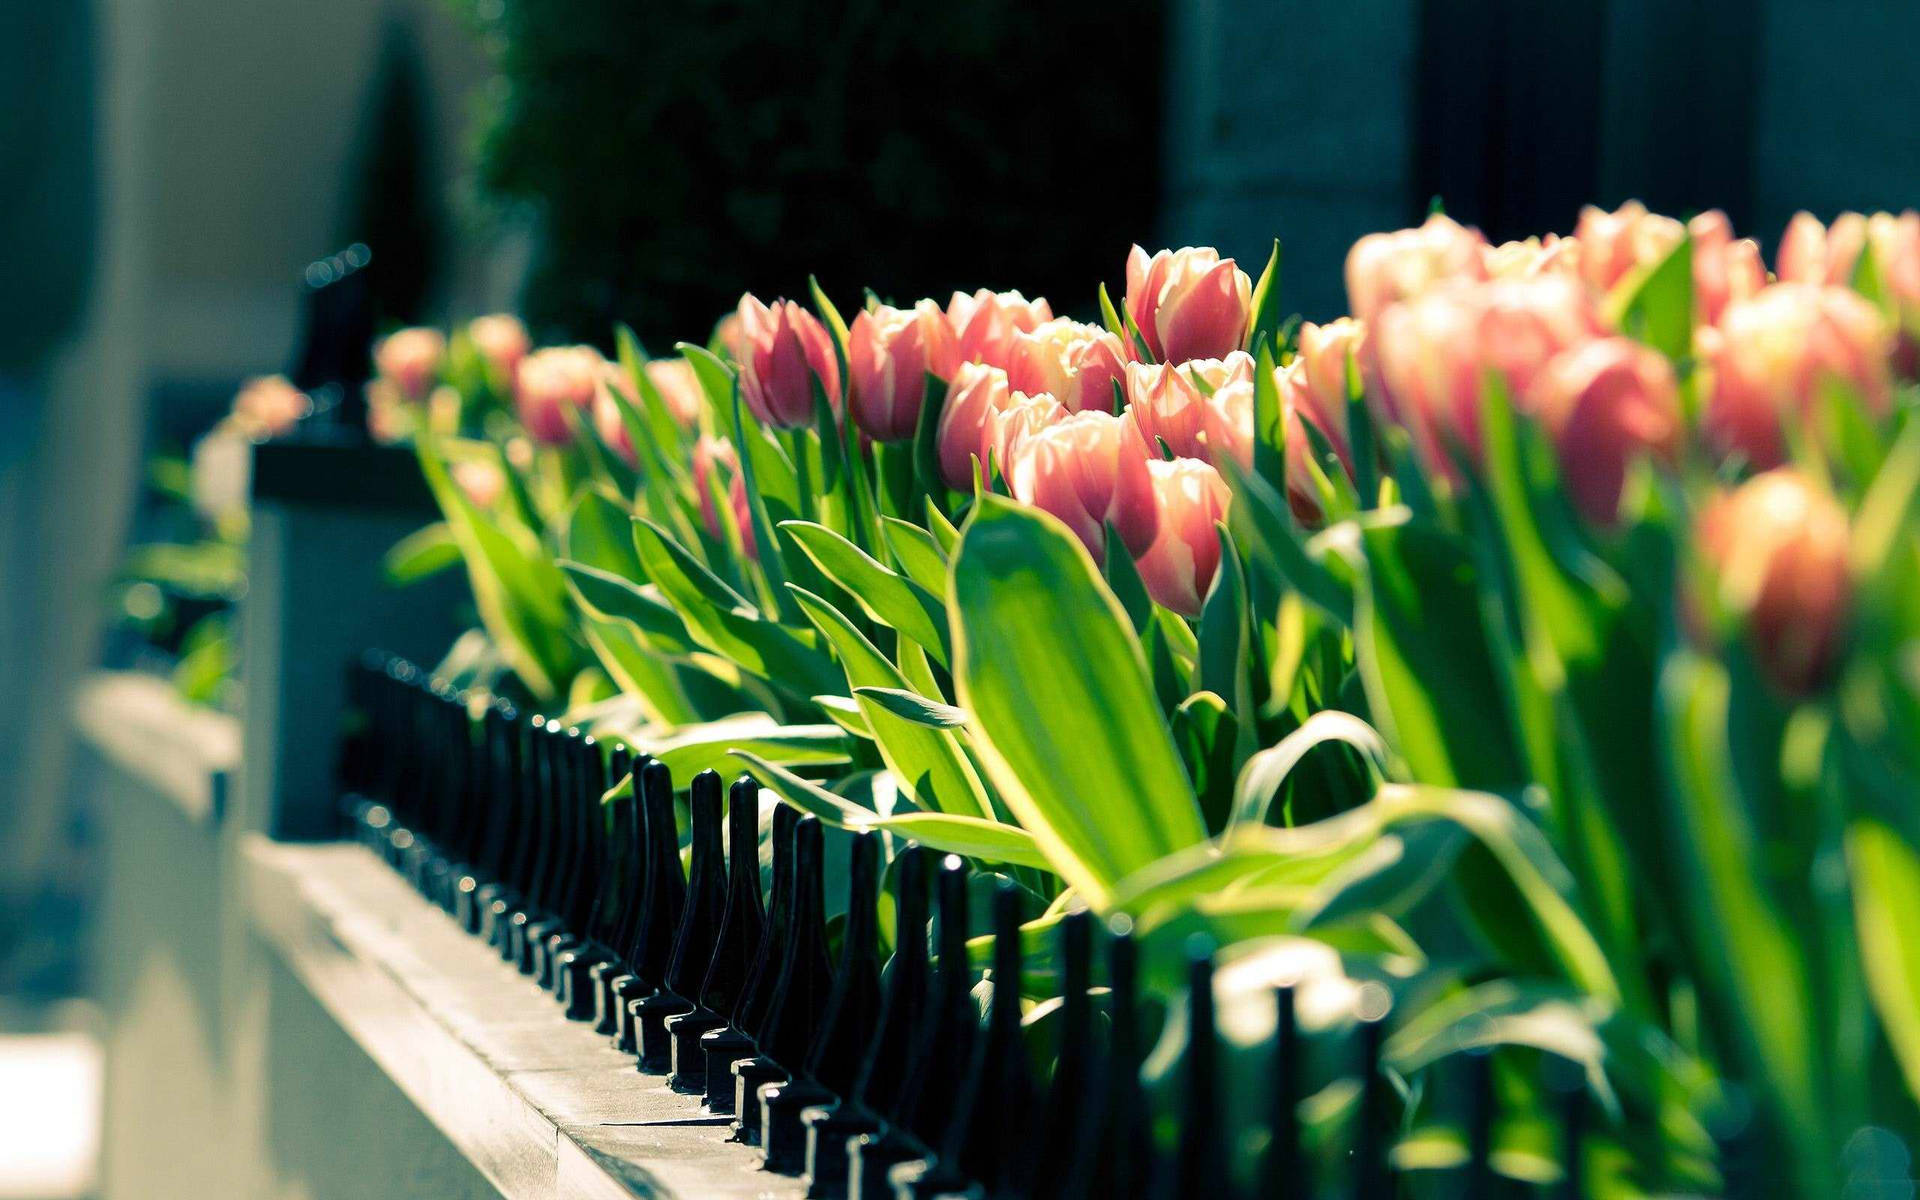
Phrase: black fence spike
[
  {"left": 555, "top": 736, "right": 619, "bottom": 1018},
  {"left": 802, "top": 843, "right": 931, "bottom": 1200},
  {"left": 635, "top": 768, "right": 724, "bottom": 1072},
  {"left": 614, "top": 758, "right": 683, "bottom": 1054},
  {"left": 1029, "top": 908, "right": 1093, "bottom": 1199},
  {"left": 1169, "top": 939, "right": 1225, "bottom": 1200},
  {"left": 763, "top": 830, "right": 884, "bottom": 1174},
  {"left": 704, "top": 802, "right": 800, "bottom": 1112},
  {"left": 1548, "top": 1054, "right": 1587, "bottom": 1200},
  {"left": 1263, "top": 984, "right": 1307, "bottom": 1200},
  {"left": 848, "top": 855, "right": 973, "bottom": 1196},
  {"left": 1064, "top": 917, "right": 1145, "bottom": 1200},
  {"left": 732, "top": 813, "right": 833, "bottom": 1145},
  {"left": 668, "top": 775, "right": 767, "bottom": 1093},
  {"left": 1352, "top": 1012, "right": 1391, "bottom": 1200},
  {"left": 589, "top": 747, "right": 640, "bottom": 1035},
  {"left": 1462, "top": 1045, "right": 1495, "bottom": 1197},
  {"left": 947, "top": 879, "right": 1037, "bottom": 1199},
  {"left": 504, "top": 714, "right": 553, "bottom": 973}
]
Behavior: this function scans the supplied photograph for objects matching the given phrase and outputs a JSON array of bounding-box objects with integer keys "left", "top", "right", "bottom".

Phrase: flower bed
[{"left": 350, "top": 203, "right": 1920, "bottom": 1197}]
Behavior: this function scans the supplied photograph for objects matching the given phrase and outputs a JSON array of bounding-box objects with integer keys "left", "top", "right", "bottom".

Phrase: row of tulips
[{"left": 352, "top": 199, "right": 1920, "bottom": 1197}]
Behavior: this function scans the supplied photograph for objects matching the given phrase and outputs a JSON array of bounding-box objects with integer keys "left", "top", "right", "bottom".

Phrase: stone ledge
[
  {"left": 72, "top": 671, "right": 239, "bottom": 828},
  {"left": 241, "top": 835, "right": 804, "bottom": 1200}
]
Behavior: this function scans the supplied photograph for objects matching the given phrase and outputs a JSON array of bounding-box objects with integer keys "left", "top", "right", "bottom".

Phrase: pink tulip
[
  {"left": 1133, "top": 457, "right": 1232, "bottom": 616},
  {"left": 647, "top": 358, "right": 705, "bottom": 428},
  {"left": 1701, "top": 283, "right": 1893, "bottom": 468},
  {"left": 849, "top": 300, "right": 960, "bottom": 442},
  {"left": 1006, "top": 411, "right": 1159, "bottom": 563},
  {"left": 1484, "top": 233, "right": 1581, "bottom": 280},
  {"left": 692, "top": 435, "right": 754, "bottom": 558},
  {"left": 515, "top": 345, "right": 605, "bottom": 446},
  {"left": 992, "top": 391, "right": 1069, "bottom": 481},
  {"left": 1778, "top": 210, "right": 1920, "bottom": 335},
  {"left": 713, "top": 311, "right": 746, "bottom": 362},
  {"left": 452, "top": 459, "right": 505, "bottom": 509},
  {"left": 735, "top": 294, "right": 842, "bottom": 429},
  {"left": 1688, "top": 211, "right": 1768, "bottom": 328},
  {"left": 1278, "top": 319, "right": 1364, "bottom": 522},
  {"left": 466, "top": 315, "right": 530, "bottom": 387},
  {"left": 947, "top": 288, "right": 1053, "bottom": 369},
  {"left": 1125, "top": 352, "right": 1256, "bottom": 463},
  {"left": 1371, "top": 276, "right": 1605, "bottom": 483},
  {"left": 1124, "top": 246, "right": 1254, "bottom": 363},
  {"left": 1344, "top": 214, "right": 1490, "bottom": 326},
  {"left": 1529, "top": 337, "right": 1683, "bottom": 527},
  {"left": 230, "top": 375, "right": 311, "bottom": 439},
  {"left": 1009, "top": 318, "right": 1128, "bottom": 414},
  {"left": 1694, "top": 469, "right": 1850, "bottom": 693},
  {"left": 936, "top": 362, "right": 1012, "bottom": 488},
  {"left": 1574, "top": 201, "right": 1685, "bottom": 294},
  {"left": 374, "top": 327, "right": 447, "bottom": 404}
]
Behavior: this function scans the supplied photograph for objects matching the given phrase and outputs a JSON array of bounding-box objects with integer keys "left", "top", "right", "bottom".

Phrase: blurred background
[{"left": 3, "top": 0, "right": 1919, "bottom": 1195}]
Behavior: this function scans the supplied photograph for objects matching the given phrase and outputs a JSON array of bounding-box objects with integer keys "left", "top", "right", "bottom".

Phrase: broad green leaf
[
  {"left": 1847, "top": 818, "right": 1920, "bottom": 1105},
  {"left": 560, "top": 560, "right": 698, "bottom": 656},
  {"left": 635, "top": 715, "right": 851, "bottom": 780},
  {"left": 1102, "top": 523, "right": 1154, "bottom": 635},
  {"left": 880, "top": 516, "right": 949, "bottom": 595},
  {"left": 382, "top": 521, "right": 461, "bottom": 586},
  {"left": 950, "top": 497, "right": 1206, "bottom": 907},
  {"left": 1197, "top": 525, "right": 1258, "bottom": 774},
  {"left": 783, "top": 520, "right": 951, "bottom": 666},
  {"left": 561, "top": 486, "right": 644, "bottom": 581},
  {"left": 790, "top": 586, "right": 993, "bottom": 820},
  {"left": 854, "top": 686, "right": 968, "bottom": 729},
  {"left": 1246, "top": 239, "right": 1285, "bottom": 357},
  {"left": 735, "top": 752, "right": 1049, "bottom": 870},
  {"left": 1231, "top": 711, "right": 1392, "bottom": 830},
  {"left": 1604, "top": 234, "right": 1692, "bottom": 362},
  {"left": 1251, "top": 336, "right": 1286, "bottom": 485}
]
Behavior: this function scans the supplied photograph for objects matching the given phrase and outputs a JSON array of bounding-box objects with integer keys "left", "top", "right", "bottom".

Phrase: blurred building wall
[
  {"left": 0, "top": 0, "right": 503, "bottom": 990},
  {"left": 1160, "top": 0, "right": 1920, "bottom": 320}
]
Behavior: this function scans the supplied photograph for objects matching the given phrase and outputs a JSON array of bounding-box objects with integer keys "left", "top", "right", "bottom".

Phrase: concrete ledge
[
  {"left": 72, "top": 671, "right": 239, "bottom": 828},
  {"left": 241, "top": 835, "right": 803, "bottom": 1200}
]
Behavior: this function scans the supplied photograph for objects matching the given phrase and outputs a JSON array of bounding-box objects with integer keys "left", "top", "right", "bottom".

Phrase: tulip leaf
[
  {"left": 1252, "top": 336, "right": 1286, "bottom": 485},
  {"left": 1247, "top": 238, "right": 1285, "bottom": 358},
  {"left": 1218, "top": 454, "right": 1352, "bottom": 623},
  {"left": 1231, "top": 711, "right": 1393, "bottom": 831},
  {"left": 1605, "top": 235, "right": 1692, "bottom": 363},
  {"left": 881, "top": 515, "right": 949, "bottom": 594},
  {"left": 633, "top": 715, "right": 851, "bottom": 780},
  {"left": 1103, "top": 523, "right": 1154, "bottom": 635},
  {"left": 572, "top": 615, "right": 702, "bottom": 727},
  {"left": 853, "top": 686, "right": 969, "bottom": 729},
  {"left": 1847, "top": 817, "right": 1920, "bottom": 1106},
  {"left": 734, "top": 751, "right": 1049, "bottom": 871},
  {"left": 782, "top": 519, "right": 951, "bottom": 667},
  {"left": 1197, "top": 524, "right": 1258, "bottom": 778},
  {"left": 382, "top": 521, "right": 461, "bottom": 586},
  {"left": 789, "top": 585, "right": 993, "bottom": 820},
  {"left": 559, "top": 560, "right": 699, "bottom": 656},
  {"left": 615, "top": 325, "right": 694, "bottom": 472},
  {"left": 561, "top": 486, "right": 645, "bottom": 582},
  {"left": 950, "top": 496, "right": 1207, "bottom": 907},
  {"left": 1097, "top": 280, "right": 1129, "bottom": 346},
  {"left": 913, "top": 372, "right": 952, "bottom": 512}
]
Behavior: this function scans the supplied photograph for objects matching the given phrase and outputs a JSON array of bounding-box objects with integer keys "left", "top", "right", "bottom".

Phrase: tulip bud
[
  {"left": 692, "top": 435, "right": 755, "bottom": 559},
  {"left": 1574, "top": 201, "right": 1685, "bottom": 294},
  {"left": 937, "top": 362, "right": 1012, "bottom": 489},
  {"left": 230, "top": 374, "right": 311, "bottom": 439},
  {"left": 1344, "top": 214, "right": 1489, "bottom": 326},
  {"left": 992, "top": 391, "right": 1069, "bottom": 482},
  {"left": 1778, "top": 210, "right": 1920, "bottom": 337},
  {"left": 1702, "top": 282, "right": 1894, "bottom": 468},
  {"left": 515, "top": 345, "right": 605, "bottom": 446},
  {"left": 1484, "top": 233, "right": 1581, "bottom": 280},
  {"left": 947, "top": 288, "right": 1054, "bottom": 369},
  {"left": 466, "top": 314, "right": 530, "bottom": 388},
  {"left": 1125, "top": 352, "right": 1256, "bottom": 463},
  {"left": 1009, "top": 318, "right": 1127, "bottom": 414},
  {"left": 1133, "top": 458, "right": 1232, "bottom": 616},
  {"left": 374, "top": 327, "right": 447, "bottom": 404},
  {"left": 593, "top": 367, "right": 639, "bottom": 465},
  {"left": 1371, "top": 276, "right": 1604, "bottom": 483},
  {"left": 1278, "top": 319, "right": 1364, "bottom": 523},
  {"left": 1007, "top": 411, "right": 1159, "bottom": 563},
  {"left": 849, "top": 300, "right": 960, "bottom": 442},
  {"left": 713, "top": 311, "right": 746, "bottom": 362},
  {"left": 1530, "top": 337, "right": 1682, "bottom": 526},
  {"left": 1125, "top": 246, "right": 1254, "bottom": 364},
  {"left": 452, "top": 459, "right": 505, "bottom": 510},
  {"left": 1688, "top": 210, "right": 1768, "bottom": 328},
  {"left": 1694, "top": 469, "right": 1851, "bottom": 693},
  {"left": 736, "top": 294, "right": 842, "bottom": 429}
]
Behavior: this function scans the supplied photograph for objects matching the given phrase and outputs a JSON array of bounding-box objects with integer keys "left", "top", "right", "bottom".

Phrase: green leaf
[
  {"left": 735, "top": 752, "right": 1049, "bottom": 870},
  {"left": 1102, "top": 523, "right": 1154, "bottom": 635},
  {"left": 1604, "top": 234, "right": 1692, "bottom": 362},
  {"left": 561, "top": 486, "right": 644, "bottom": 581},
  {"left": 1170, "top": 691, "right": 1238, "bottom": 831},
  {"left": 560, "top": 561, "right": 698, "bottom": 655},
  {"left": 1231, "top": 711, "right": 1392, "bottom": 830},
  {"left": 1246, "top": 239, "right": 1285, "bottom": 357},
  {"left": 1218, "top": 454, "right": 1352, "bottom": 622},
  {"left": 636, "top": 715, "right": 851, "bottom": 780},
  {"left": 950, "top": 497, "right": 1206, "bottom": 907},
  {"left": 913, "top": 372, "right": 953, "bottom": 511},
  {"left": 1196, "top": 525, "right": 1258, "bottom": 777},
  {"left": 782, "top": 520, "right": 951, "bottom": 667},
  {"left": 790, "top": 586, "right": 994, "bottom": 820},
  {"left": 382, "top": 521, "right": 462, "bottom": 586},
  {"left": 880, "top": 515, "right": 949, "bottom": 595},
  {"left": 854, "top": 686, "right": 969, "bottom": 728},
  {"left": 1251, "top": 336, "right": 1286, "bottom": 485},
  {"left": 1096, "top": 280, "right": 1129, "bottom": 345}
]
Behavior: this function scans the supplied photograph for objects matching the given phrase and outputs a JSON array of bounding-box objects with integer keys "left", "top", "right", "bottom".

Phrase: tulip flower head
[
  {"left": 1125, "top": 246, "right": 1254, "bottom": 364},
  {"left": 515, "top": 345, "right": 605, "bottom": 446},
  {"left": 1530, "top": 337, "right": 1683, "bottom": 527},
  {"left": 374, "top": 327, "right": 447, "bottom": 404},
  {"left": 1370, "top": 275, "right": 1605, "bottom": 484},
  {"left": 230, "top": 375, "right": 311, "bottom": 439},
  {"left": 1574, "top": 201, "right": 1685, "bottom": 294},
  {"left": 1344, "top": 214, "right": 1490, "bottom": 326},
  {"left": 735, "top": 294, "right": 842, "bottom": 429},
  {"left": 1134, "top": 457, "right": 1232, "bottom": 616},
  {"left": 1009, "top": 318, "right": 1128, "bottom": 414},
  {"left": 1702, "top": 282, "right": 1894, "bottom": 468},
  {"left": 1125, "top": 352, "right": 1256, "bottom": 464},
  {"left": 1484, "top": 233, "right": 1581, "bottom": 280},
  {"left": 692, "top": 435, "right": 754, "bottom": 559},
  {"left": 1778, "top": 209, "right": 1920, "bottom": 351},
  {"left": 466, "top": 314, "right": 530, "bottom": 388},
  {"left": 452, "top": 459, "right": 506, "bottom": 510},
  {"left": 1694, "top": 469, "right": 1851, "bottom": 694},
  {"left": 1007, "top": 410, "right": 1159, "bottom": 563},
  {"left": 937, "top": 362, "right": 1012, "bottom": 489},
  {"left": 1688, "top": 210, "right": 1769, "bottom": 328},
  {"left": 850, "top": 300, "right": 960, "bottom": 442},
  {"left": 947, "top": 288, "right": 1053, "bottom": 370}
]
